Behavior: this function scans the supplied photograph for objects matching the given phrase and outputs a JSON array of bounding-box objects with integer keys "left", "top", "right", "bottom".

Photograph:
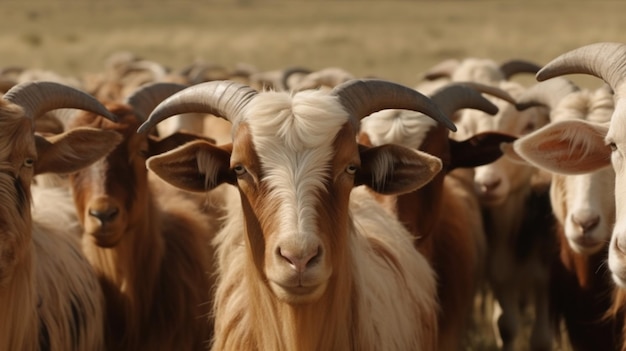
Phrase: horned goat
[
  {"left": 136, "top": 79, "right": 457, "bottom": 350},
  {"left": 360, "top": 82, "right": 517, "bottom": 351},
  {"left": 507, "top": 85, "right": 622, "bottom": 350},
  {"left": 0, "top": 81, "right": 122, "bottom": 351},
  {"left": 66, "top": 84, "right": 219, "bottom": 351}
]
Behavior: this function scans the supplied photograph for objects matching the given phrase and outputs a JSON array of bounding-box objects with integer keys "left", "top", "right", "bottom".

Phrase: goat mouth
[
  {"left": 88, "top": 229, "right": 122, "bottom": 248},
  {"left": 570, "top": 239, "right": 605, "bottom": 255},
  {"left": 269, "top": 281, "right": 326, "bottom": 304}
]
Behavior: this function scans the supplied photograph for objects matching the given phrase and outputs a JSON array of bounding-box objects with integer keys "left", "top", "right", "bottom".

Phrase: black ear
[{"left": 449, "top": 132, "right": 517, "bottom": 171}]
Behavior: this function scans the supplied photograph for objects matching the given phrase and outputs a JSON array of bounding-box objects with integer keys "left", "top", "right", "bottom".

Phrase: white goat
[{"left": 507, "top": 76, "right": 622, "bottom": 350}]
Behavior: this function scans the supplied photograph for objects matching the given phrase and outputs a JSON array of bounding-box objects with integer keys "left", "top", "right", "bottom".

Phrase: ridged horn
[
  {"left": 499, "top": 59, "right": 542, "bottom": 80},
  {"left": 536, "top": 42, "right": 626, "bottom": 92},
  {"left": 515, "top": 77, "right": 580, "bottom": 111},
  {"left": 430, "top": 83, "right": 499, "bottom": 117},
  {"left": 332, "top": 79, "right": 456, "bottom": 132},
  {"left": 125, "top": 82, "right": 189, "bottom": 122},
  {"left": 137, "top": 80, "right": 257, "bottom": 134},
  {"left": 3, "top": 81, "right": 117, "bottom": 122}
]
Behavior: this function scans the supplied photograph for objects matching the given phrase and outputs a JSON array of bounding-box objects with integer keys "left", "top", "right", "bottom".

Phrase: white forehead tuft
[
  {"left": 362, "top": 109, "right": 436, "bottom": 149},
  {"left": 241, "top": 89, "right": 352, "bottom": 236},
  {"left": 243, "top": 90, "right": 349, "bottom": 152}
]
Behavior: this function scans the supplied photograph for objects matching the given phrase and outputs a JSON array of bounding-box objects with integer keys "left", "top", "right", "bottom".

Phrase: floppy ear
[
  {"left": 513, "top": 119, "right": 611, "bottom": 174},
  {"left": 146, "top": 140, "right": 234, "bottom": 193},
  {"left": 34, "top": 127, "right": 122, "bottom": 175},
  {"left": 147, "top": 131, "right": 216, "bottom": 157},
  {"left": 449, "top": 131, "right": 518, "bottom": 170},
  {"left": 356, "top": 143, "right": 442, "bottom": 195}
]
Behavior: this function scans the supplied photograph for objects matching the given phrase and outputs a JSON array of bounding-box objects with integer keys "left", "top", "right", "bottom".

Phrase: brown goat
[
  {"left": 67, "top": 102, "right": 216, "bottom": 350},
  {"left": 0, "top": 81, "right": 122, "bottom": 351}
]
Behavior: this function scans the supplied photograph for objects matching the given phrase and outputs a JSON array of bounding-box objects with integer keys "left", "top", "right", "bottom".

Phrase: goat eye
[
  {"left": 346, "top": 164, "right": 358, "bottom": 175},
  {"left": 23, "top": 158, "right": 34, "bottom": 168},
  {"left": 233, "top": 164, "right": 247, "bottom": 176}
]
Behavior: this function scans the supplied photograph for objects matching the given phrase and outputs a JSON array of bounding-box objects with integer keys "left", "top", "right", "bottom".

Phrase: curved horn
[
  {"left": 281, "top": 66, "right": 312, "bottom": 91},
  {"left": 137, "top": 80, "right": 257, "bottom": 134},
  {"left": 3, "top": 81, "right": 117, "bottom": 122},
  {"left": 332, "top": 79, "right": 456, "bottom": 131},
  {"left": 125, "top": 82, "right": 189, "bottom": 122},
  {"left": 430, "top": 83, "right": 499, "bottom": 117},
  {"left": 515, "top": 77, "right": 580, "bottom": 111},
  {"left": 454, "top": 81, "right": 518, "bottom": 105},
  {"left": 421, "top": 58, "right": 460, "bottom": 81},
  {"left": 499, "top": 59, "right": 542, "bottom": 80},
  {"left": 293, "top": 67, "right": 355, "bottom": 92},
  {"left": 536, "top": 42, "right": 626, "bottom": 92}
]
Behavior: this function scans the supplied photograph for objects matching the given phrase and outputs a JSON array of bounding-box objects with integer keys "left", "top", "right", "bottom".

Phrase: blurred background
[
  {"left": 5, "top": 2, "right": 624, "bottom": 349},
  {"left": 1, "top": 0, "right": 624, "bottom": 88}
]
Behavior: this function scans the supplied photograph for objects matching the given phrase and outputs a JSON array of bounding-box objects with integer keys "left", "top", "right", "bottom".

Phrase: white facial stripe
[{"left": 243, "top": 90, "right": 349, "bottom": 238}]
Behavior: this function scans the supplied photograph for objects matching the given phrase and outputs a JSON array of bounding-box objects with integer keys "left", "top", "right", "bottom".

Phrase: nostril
[
  {"left": 88, "top": 207, "right": 119, "bottom": 224},
  {"left": 573, "top": 214, "right": 600, "bottom": 233},
  {"left": 278, "top": 246, "right": 322, "bottom": 272},
  {"left": 480, "top": 179, "right": 501, "bottom": 192}
]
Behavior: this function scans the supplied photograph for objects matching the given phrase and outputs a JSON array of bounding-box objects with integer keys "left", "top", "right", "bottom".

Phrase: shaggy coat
[
  {"left": 0, "top": 99, "right": 121, "bottom": 351},
  {"left": 141, "top": 82, "right": 446, "bottom": 351},
  {"left": 68, "top": 104, "right": 216, "bottom": 351}
]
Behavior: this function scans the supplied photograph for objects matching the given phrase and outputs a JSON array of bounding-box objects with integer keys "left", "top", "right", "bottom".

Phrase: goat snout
[
  {"left": 88, "top": 205, "right": 119, "bottom": 224},
  {"left": 278, "top": 246, "right": 322, "bottom": 273},
  {"left": 480, "top": 178, "right": 501, "bottom": 193},
  {"left": 571, "top": 212, "right": 600, "bottom": 233}
]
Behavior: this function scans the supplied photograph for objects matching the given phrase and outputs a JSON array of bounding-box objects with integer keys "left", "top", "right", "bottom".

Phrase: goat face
[
  {"left": 457, "top": 83, "right": 549, "bottom": 205},
  {"left": 0, "top": 103, "right": 36, "bottom": 284},
  {"left": 552, "top": 170, "right": 615, "bottom": 255},
  {"left": 141, "top": 82, "right": 448, "bottom": 305},
  {"left": 70, "top": 105, "right": 144, "bottom": 248}
]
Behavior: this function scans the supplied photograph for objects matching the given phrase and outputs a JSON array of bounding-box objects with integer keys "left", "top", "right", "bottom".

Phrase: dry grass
[
  {"left": 4, "top": 1, "right": 622, "bottom": 350},
  {"left": 2, "top": 0, "right": 625, "bottom": 89}
]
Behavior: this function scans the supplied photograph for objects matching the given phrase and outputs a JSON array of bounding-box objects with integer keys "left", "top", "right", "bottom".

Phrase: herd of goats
[{"left": 2, "top": 41, "right": 626, "bottom": 351}]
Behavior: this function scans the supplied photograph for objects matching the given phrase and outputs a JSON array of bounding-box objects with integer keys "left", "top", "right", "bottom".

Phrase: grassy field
[
  {"left": 3, "top": 1, "right": 620, "bottom": 350},
  {"left": 1, "top": 0, "right": 625, "bottom": 89}
]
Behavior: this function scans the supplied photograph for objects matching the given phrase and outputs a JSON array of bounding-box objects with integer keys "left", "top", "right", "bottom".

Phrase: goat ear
[
  {"left": 356, "top": 143, "right": 442, "bottom": 195},
  {"left": 147, "top": 140, "right": 234, "bottom": 193},
  {"left": 499, "top": 142, "right": 529, "bottom": 165},
  {"left": 513, "top": 119, "right": 610, "bottom": 174},
  {"left": 147, "top": 131, "right": 216, "bottom": 157},
  {"left": 34, "top": 127, "right": 122, "bottom": 175},
  {"left": 449, "top": 131, "right": 518, "bottom": 170}
]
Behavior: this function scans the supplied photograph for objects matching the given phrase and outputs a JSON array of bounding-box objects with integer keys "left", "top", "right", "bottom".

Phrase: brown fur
[
  {"left": 0, "top": 100, "right": 115, "bottom": 351},
  {"left": 69, "top": 103, "right": 216, "bottom": 351}
]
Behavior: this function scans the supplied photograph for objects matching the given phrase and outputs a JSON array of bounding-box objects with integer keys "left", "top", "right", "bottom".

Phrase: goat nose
[
  {"left": 572, "top": 213, "right": 600, "bottom": 233},
  {"left": 88, "top": 206, "right": 119, "bottom": 224},
  {"left": 481, "top": 179, "right": 501, "bottom": 192},
  {"left": 278, "top": 246, "right": 321, "bottom": 272}
]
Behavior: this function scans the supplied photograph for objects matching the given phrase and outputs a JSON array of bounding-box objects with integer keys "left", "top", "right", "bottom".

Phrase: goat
[
  {"left": 136, "top": 79, "right": 457, "bottom": 350},
  {"left": 360, "top": 81, "right": 517, "bottom": 350},
  {"left": 507, "top": 78, "right": 622, "bottom": 350},
  {"left": 515, "top": 42, "right": 626, "bottom": 350},
  {"left": 66, "top": 84, "right": 218, "bottom": 350},
  {"left": 0, "top": 81, "right": 122, "bottom": 351},
  {"left": 452, "top": 76, "right": 558, "bottom": 350}
]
